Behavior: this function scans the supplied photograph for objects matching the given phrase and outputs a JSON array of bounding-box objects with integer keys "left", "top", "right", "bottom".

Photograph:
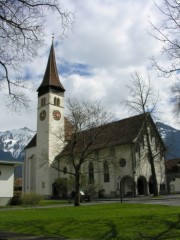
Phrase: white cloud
[{"left": 0, "top": 0, "right": 179, "bottom": 131}]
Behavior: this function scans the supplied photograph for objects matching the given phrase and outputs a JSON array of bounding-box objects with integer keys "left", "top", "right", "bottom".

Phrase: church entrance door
[{"left": 137, "top": 176, "right": 147, "bottom": 195}]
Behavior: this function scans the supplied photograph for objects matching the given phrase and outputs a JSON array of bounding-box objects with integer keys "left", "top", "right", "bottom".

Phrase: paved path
[{"left": 121, "top": 194, "right": 180, "bottom": 206}]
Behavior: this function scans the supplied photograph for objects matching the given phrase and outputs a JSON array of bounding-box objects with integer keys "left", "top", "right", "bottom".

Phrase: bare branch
[
  {"left": 0, "top": 0, "right": 74, "bottom": 109},
  {"left": 125, "top": 71, "right": 160, "bottom": 196},
  {"left": 149, "top": 0, "right": 180, "bottom": 117}
]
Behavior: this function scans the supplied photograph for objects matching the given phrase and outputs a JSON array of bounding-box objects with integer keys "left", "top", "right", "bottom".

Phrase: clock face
[
  {"left": 40, "top": 110, "right": 46, "bottom": 121},
  {"left": 53, "top": 110, "right": 61, "bottom": 120}
]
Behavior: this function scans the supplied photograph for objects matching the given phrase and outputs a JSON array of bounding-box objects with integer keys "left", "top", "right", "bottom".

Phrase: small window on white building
[
  {"left": 41, "top": 98, "right": 46, "bottom": 106},
  {"left": 63, "top": 167, "right": 67, "bottom": 174},
  {"left": 170, "top": 184, "right": 175, "bottom": 192},
  {"left": 89, "top": 162, "right": 94, "bottom": 184},
  {"left": 54, "top": 97, "right": 57, "bottom": 105},
  {"left": 94, "top": 150, "right": 99, "bottom": 160},
  {"left": 104, "top": 161, "right": 110, "bottom": 183},
  {"left": 54, "top": 97, "right": 60, "bottom": 106},
  {"left": 42, "top": 182, "right": 45, "bottom": 188},
  {"left": 57, "top": 98, "right": 60, "bottom": 106},
  {"left": 109, "top": 148, "right": 115, "bottom": 156}
]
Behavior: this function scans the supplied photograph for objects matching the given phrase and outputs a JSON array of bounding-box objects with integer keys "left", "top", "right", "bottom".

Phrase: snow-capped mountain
[
  {"left": 0, "top": 127, "right": 35, "bottom": 177},
  {"left": 0, "top": 127, "right": 35, "bottom": 159},
  {"left": 0, "top": 122, "right": 179, "bottom": 177},
  {"left": 156, "top": 122, "right": 180, "bottom": 160}
]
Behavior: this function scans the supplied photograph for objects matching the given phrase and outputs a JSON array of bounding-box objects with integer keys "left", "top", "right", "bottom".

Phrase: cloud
[{"left": 0, "top": 0, "right": 179, "bottom": 131}]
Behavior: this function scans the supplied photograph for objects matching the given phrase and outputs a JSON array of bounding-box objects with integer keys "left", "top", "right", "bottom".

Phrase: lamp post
[{"left": 118, "top": 176, "right": 123, "bottom": 203}]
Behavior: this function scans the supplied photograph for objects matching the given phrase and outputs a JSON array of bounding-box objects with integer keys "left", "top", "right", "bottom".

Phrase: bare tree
[
  {"left": 125, "top": 71, "right": 160, "bottom": 196},
  {"left": 0, "top": 0, "right": 73, "bottom": 108},
  {"left": 53, "top": 98, "right": 114, "bottom": 206},
  {"left": 148, "top": 0, "right": 180, "bottom": 118},
  {"left": 171, "top": 79, "right": 180, "bottom": 120}
]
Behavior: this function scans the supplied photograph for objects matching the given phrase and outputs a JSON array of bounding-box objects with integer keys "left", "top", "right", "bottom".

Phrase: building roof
[
  {"left": 59, "top": 113, "right": 164, "bottom": 157},
  {"left": 0, "top": 160, "right": 22, "bottom": 167},
  {"left": 25, "top": 118, "right": 74, "bottom": 149},
  {"left": 166, "top": 158, "right": 180, "bottom": 170},
  {"left": 24, "top": 134, "right": 36, "bottom": 149},
  {"left": 25, "top": 113, "right": 164, "bottom": 156},
  {"left": 37, "top": 41, "right": 65, "bottom": 96}
]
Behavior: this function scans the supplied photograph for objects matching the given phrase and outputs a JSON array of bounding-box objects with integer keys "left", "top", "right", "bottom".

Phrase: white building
[
  {"left": 24, "top": 42, "right": 166, "bottom": 198},
  {"left": 0, "top": 160, "right": 20, "bottom": 206},
  {"left": 166, "top": 159, "right": 180, "bottom": 193}
]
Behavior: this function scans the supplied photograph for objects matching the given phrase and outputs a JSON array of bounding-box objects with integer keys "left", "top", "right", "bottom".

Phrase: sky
[{"left": 0, "top": 0, "right": 179, "bottom": 131}]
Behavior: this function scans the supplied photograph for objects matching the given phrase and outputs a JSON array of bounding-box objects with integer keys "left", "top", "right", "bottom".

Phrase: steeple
[{"left": 37, "top": 41, "right": 65, "bottom": 97}]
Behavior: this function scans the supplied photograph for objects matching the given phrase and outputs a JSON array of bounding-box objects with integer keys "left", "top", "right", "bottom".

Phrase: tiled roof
[
  {"left": 59, "top": 113, "right": 161, "bottom": 157},
  {"left": 37, "top": 42, "right": 65, "bottom": 96},
  {"left": 25, "top": 118, "right": 74, "bottom": 149},
  {"left": 166, "top": 158, "right": 180, "bottom": 170},
  {"left": 24, "top": 134, "right": 36, "bottom": 149},
  {"left": 25, "top": 113, "right": 164, "bottom": 156}
]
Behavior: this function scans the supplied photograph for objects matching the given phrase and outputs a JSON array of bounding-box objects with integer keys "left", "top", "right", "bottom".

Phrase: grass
[
  {"left": 39, "top": 199, "right": 70, "bottom": 206},
  {"left": 0, "top": 203, "right": 179, "bottom": 240}
]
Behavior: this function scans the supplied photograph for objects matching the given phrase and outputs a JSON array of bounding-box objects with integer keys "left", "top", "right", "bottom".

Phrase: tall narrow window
[
  {"left": 54, "top": 97, "right": 57, "bottom": 105},
  {"left": 41, "top": 98, "right": 46, "bottom": 106},
  {"left": 57, "top": 98, "right": 60, "bottom": 106},
  {"left": 109, "top": 148, "right": 115, "bottom": 156},
  {"left": 104, "top": 161, "right": 109, "bottom": 182},
  {"left": 89, "top": 162, "right": 94, "bottom": 184}
]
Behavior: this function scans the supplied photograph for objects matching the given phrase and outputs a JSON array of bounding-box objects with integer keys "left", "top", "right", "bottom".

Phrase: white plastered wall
[{"left": 0, "top": 164, "right": 14, "bottom": 206}]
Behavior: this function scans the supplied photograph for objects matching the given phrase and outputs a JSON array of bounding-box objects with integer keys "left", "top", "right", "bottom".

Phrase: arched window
[
  {"left": 104, "top": 161, "right": 109, "bottom": 183},
  {"left": 57, "top": 98, "right": 60, "bottom": 106},
  {"left": 89, "top": 162, "right": 94, "bottom": 184},
  {"left": 54, "top": 97, "right": 57, "bottom": 106},
  {"left": 41, "top": 98, "right": 46, "bottom": 106}
]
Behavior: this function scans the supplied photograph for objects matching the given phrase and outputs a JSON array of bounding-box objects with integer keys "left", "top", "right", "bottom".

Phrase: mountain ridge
[{"left": 0, "top": 123, "right": 179, "bottom": 177}]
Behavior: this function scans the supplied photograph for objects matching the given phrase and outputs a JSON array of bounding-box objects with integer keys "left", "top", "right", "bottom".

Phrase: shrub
[
  {"left": 10, "top": 194, "right": 22, "bottom": 205},
  {"left": 21, "top": 193, "right": 43, "bottom": 206}
]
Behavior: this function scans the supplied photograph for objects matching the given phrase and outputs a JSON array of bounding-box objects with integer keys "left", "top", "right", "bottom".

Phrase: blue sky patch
[{"left": 58, "top": 60, "right": 93, "bottom": 77}]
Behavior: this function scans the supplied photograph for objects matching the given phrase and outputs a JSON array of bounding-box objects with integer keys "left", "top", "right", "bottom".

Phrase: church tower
[{"left": 36, "top": 40, "right": 65, "bottom": 197}]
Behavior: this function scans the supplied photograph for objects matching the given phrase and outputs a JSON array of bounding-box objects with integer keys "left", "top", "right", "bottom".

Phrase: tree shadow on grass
[
  {"left": 139, "top": 214, "right": 180, "bottom": 240},
  {"left": 3, "top": 219, "right": 73, "bottom": 240},
  {"left": 100, "top": 222, "right": 118, "bottom": 240}
]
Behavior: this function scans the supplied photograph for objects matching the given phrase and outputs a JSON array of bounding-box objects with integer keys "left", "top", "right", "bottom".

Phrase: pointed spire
[{"left": 37, "top": 40, "right": 65, "bottom": 96}]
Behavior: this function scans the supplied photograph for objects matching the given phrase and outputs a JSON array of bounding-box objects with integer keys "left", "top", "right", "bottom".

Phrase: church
[{"left": 24, "top": 42, "right": 166, "bottom": 199}]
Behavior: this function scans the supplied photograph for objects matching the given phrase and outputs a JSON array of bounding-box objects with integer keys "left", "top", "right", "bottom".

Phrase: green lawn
[
  {"left": 39, "top": 199, "right": 70, "bottom": 206},
  {"left": 0, "top": 203, "right": 179, "bottom": 240}
]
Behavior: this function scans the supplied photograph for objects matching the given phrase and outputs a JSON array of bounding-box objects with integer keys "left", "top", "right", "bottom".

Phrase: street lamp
[{"left": 118, "top": 176, "right": 123, "bottom": 203}]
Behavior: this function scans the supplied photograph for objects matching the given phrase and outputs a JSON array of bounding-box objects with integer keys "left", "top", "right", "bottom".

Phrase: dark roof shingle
[
  {"left": 59, "top": 114, "right": 147, "bottom": 156},
  {"left": 37, "top": 42, "right": 65, "bottom": 96}
]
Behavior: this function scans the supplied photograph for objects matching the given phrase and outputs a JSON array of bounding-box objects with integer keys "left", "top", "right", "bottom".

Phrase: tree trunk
[
  {"left": 148, "top": 149, "right": 159, "bottom": 196},
  {"left": 74, "top": 172, "right": 80, "bottom": 206},
  {"left": 145, "top": 121, "right": 159, "bottom": 196}
]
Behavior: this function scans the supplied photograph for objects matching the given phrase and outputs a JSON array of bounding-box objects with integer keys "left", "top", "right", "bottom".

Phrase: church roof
[
  {"left": 59, "top": 113, "right": 165, "bottom": 157},
  {"left": 24, "top": 134, "right": 36, "bottom": 149},
  {"left": 37, "top": 41, "right": 65, "bottom": 96},
  {"left": 25, "top": 113, "right": 165, "bottom": 155},
  {"left": 24, "top": 118, "right": 74, "bottom": 150}
]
